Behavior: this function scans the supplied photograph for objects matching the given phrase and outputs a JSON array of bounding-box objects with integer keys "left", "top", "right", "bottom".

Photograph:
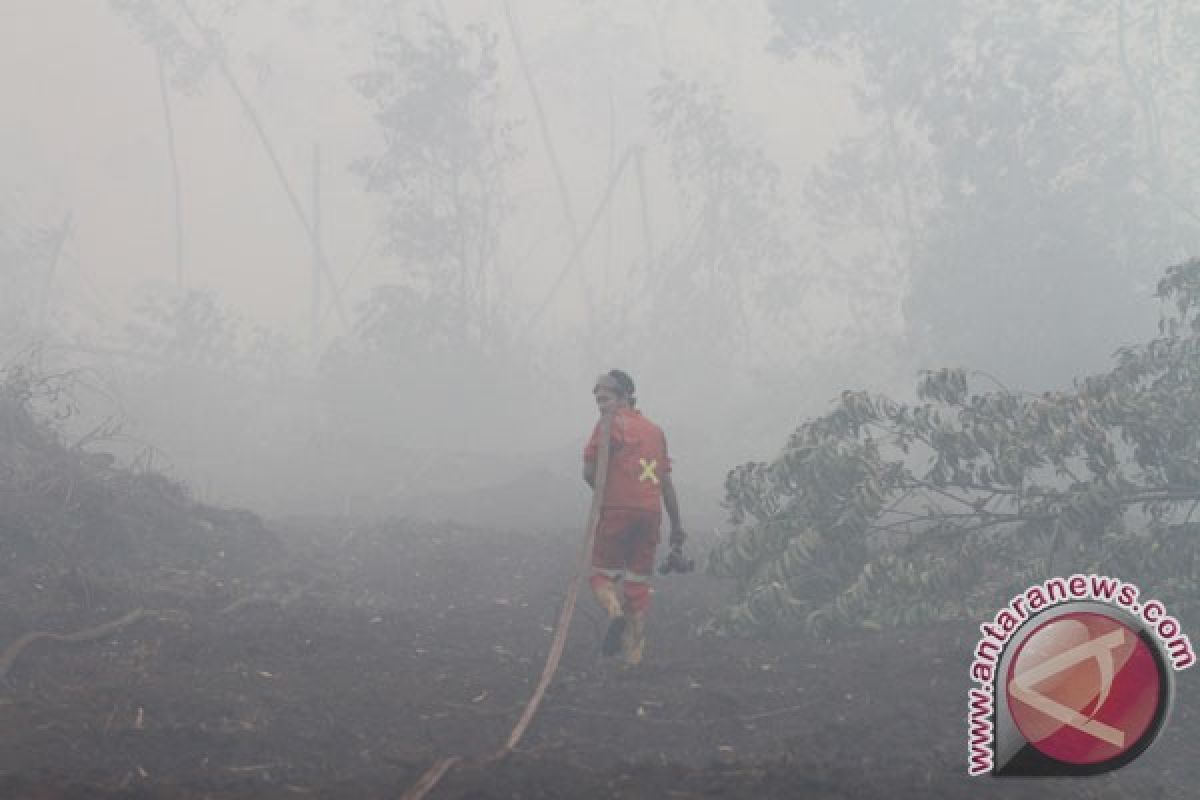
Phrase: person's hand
[{"left": 669, "top": 528, "right": 686, "bottom": 548}]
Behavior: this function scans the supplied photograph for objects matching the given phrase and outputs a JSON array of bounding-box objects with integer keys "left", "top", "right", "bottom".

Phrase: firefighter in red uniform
[{"left": 583, "top": 370, "right": 685, "bottom": 666}]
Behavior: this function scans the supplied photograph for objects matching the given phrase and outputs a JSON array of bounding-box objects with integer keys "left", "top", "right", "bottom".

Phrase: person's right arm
[
  {"left": 583, "top": 413, "right": 624, "bottom": 489},
  {"left": 583, "top": 418, "right": 602, "bottom": 488},
  {"left": 583, "top": 459, "right": 596, "bottom": 488}
]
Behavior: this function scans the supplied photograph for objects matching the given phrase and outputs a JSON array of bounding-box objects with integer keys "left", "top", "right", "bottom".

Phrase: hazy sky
[
  {"left": 1, "top": 1, "right": 855, "bottom": 341},
  {"left": 8, "top": 2, "right": 1192, "bottom": 518},
  {"left": 3, "top": 2, "right": 376, "bottom": 334}
]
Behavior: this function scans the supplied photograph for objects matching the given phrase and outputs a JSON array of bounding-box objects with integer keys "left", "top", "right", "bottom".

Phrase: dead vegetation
[{"left": 0, "top": 360, "right": 279, "bottom": 656}]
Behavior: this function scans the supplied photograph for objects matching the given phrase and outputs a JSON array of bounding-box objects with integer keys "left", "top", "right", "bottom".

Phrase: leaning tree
[{"left": 709, "top": 259, "right": 1200, "bottom": 636}]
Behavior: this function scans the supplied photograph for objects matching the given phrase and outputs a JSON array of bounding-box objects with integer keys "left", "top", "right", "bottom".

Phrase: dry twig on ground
[{"left": 0, "top": 608, "right": 152, "bottom": 681}]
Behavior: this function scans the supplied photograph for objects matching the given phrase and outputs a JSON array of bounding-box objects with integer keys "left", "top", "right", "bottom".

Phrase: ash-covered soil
[{"left": 2, "top": 513, "right": 1197, "bottom": 799}]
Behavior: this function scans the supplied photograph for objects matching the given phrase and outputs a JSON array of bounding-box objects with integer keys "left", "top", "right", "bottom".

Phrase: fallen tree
[{"left": 708, "top": 259, "right": 1200, "bottom": 636}]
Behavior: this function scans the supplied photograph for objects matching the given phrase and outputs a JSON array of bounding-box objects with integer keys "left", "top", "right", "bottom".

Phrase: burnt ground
[{"left": 1, "top": 516, "right": 1197, "bottom": 800}]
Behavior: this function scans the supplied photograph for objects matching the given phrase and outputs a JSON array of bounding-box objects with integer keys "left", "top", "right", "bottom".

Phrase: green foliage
[
  {"left": 109, "top": 0, "right": 220, "bottom": 92},
  {"left": 708, "top": 259, "right": 1200, "bottom": 636},
  {"left": 645, "top": 74, "right": 797, "bottom": 371},
  {"left": 769, "top": 0, "right": 1200, "bottom": 385},
  {"left": 330, "top": 11, "right": 538, "bottom": 458},
  {"left": 352, "top": 11, "right": 519, "bottom": 353}
]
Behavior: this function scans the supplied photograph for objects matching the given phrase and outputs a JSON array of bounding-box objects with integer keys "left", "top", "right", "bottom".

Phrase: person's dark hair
[{"left": 608, "top": 369, "right": 636, "bottom": 406}]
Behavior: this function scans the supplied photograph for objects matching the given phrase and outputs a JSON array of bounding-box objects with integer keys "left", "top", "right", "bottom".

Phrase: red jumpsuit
[{"left": 582, "top": 408, "right": 671, "bottom": 613}]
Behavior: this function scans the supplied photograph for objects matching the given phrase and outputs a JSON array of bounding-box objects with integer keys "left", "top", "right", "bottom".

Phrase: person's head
[{"left": 593, "top": 369, "right": 636, "bottom": 415}]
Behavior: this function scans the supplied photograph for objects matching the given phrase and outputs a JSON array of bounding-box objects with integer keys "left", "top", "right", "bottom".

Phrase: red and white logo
[
  {"left": 1005, "top": 611, "right": 1164, "bottom": 768},
  {"left": 968, "top": 576, "right": 1191, "bottom": 776}
]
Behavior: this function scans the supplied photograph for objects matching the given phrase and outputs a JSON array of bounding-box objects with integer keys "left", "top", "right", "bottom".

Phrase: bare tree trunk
[
  {"left": 1117, "top": 0, "right": 1175, "bottom": 249},
  {"left": 604, "top": 82, "right": 615, "bottom": 307},
  {"left": 310, "top": 143, "right": 322, "bottom": 351},
  {"left": 634, "top": 148, "right": 655, "bottom": 272},
  {"left": 156, "top": 51, "right": 185, "bottom": 288},
  {"left": 646, "top": 0, "right": 674, "bottom": 67},
  {"left": 623, "top": 147, "right": 656, "bottom": 338},
  {"left": 523, "top": 147, "right": 639, "bottom": 335},
  {"left": 175, "top": 0, "right": 349, "bottom": 332},
  {"left": 884, "top": 107, "right": 917, "bottom": 272},
  {"left": 502, "top": 0, "right": 596, "bottom": 337}
]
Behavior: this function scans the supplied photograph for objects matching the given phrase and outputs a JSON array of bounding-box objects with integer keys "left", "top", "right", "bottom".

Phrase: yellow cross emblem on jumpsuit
[{"left": 638, "top": 458, "right": 659, "bottom": 485}]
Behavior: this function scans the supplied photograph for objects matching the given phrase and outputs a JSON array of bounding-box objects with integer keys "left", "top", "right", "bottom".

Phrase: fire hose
[{"left": 401, "top": 415, "right": 615, "bottom": 800}]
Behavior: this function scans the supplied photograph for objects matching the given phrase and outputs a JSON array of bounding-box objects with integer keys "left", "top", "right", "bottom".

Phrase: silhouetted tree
[
  {"left": 352, "top": 11, "right": 519, "bottom": 356},
  {"left": 769, "top": 0, "right": 1200, "bottom": 387}
]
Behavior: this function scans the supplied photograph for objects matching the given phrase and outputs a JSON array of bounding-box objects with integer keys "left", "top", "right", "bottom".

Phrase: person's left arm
[
  {"left": 662, "top": 472, "right": 684, "bottom": 545},
  {"left": 661, "top": 433, "right": 685, "bottom": 545}
]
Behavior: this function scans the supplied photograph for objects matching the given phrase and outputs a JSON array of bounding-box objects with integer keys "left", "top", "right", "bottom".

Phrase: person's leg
[
  {"left": 620, "top": 511, "right": 662, "bottom": 665},
  {"left": 590, "top": 509, "right": 630, "bottom": 655}
]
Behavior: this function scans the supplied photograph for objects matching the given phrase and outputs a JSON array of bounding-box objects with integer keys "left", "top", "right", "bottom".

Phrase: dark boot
[{"left": 593, "top": 580, "right": 626, "bottom": 656}]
